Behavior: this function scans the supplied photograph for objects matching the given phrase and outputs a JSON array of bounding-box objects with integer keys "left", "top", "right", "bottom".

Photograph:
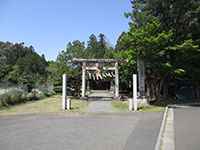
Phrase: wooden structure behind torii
[{"left": 72, "top": 58, "right": 120, "bottom": 98}]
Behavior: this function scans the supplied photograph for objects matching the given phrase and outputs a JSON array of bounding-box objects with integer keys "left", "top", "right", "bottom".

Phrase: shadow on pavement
[{"left": 150, "top": 98, "right": 200, "bottom": 108}]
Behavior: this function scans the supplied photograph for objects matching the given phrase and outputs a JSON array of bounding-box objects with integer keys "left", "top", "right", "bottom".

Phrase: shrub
[
  {"left": 0, "top": 89, "right": 26, "bottom": 107},
  {"left": 9, "top": 90, "right": 25, "bottom": 104},
  {"left": 26, "top": 92, "right": 35, "bottom": 101},
  {"left": 35, "top": 83, "right": 55, "bottom": 97},
  {"left": 0, "top": 94, "right": 10, "bottom": 107},
  {"left": 53, "top": 86, "right": 62, "bottom": 93},
  {"left": 29, "top": 83, "right": 55, "bottom": 98},
  {"left": 43, "top": 90, "right": 56, "bottom": 97},
  {"left": 28, "top": 89, "right": 46, "bottom": 100},
  {"left": 0, "top": 87, "right": 54, "bottom": 108}
]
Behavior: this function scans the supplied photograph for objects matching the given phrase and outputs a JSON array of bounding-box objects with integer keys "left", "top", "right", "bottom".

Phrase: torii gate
[{"left": 72, "top": 58, "right": 120, "bottom": 98}]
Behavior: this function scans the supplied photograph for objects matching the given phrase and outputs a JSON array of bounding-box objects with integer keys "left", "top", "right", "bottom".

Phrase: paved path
[
  {"left": 124, "top": 112, "right": 163, "bottom": 150},
  {"left": 174, "top": 107, "right": 200, "bottom": 150},
  {"left": 0, "top": 112, "right": 162, "bottom": 150},
  {"left": 87, "top": 90, "right": 114, "bottom": 113},
  {"left": 87, "top": 101, "right": 114, "bottom": 112}
]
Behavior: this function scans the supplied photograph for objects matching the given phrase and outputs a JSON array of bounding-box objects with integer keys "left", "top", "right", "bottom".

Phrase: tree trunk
[
  {"left": 137, "top": 56, "right": 148, "bottom": 105},
  {"left": 194, "top": 84, "right": 200, "bottom": 100},
  {"left": 146, "top": 83, "right": 150, "bottom": 101},
  {"left": 197, "top": 86, "right": 200, "bottom": 100},
  {"left": 137, "top": 56, "right": 145, "bottom": 98},
  {"left": 163, "top": 83, "right": 168, "bottom": 99}
]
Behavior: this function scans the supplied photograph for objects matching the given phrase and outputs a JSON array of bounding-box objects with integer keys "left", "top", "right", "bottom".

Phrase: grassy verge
[
  {"left": 112, "top": 100, "right": 165, "bottom": 112},
  {"left": 138, "top": 105, "right": 165, "bottom": 112},
  {"left": 0, "top": 95, "right": 88, "bottom": 115},
  {"left": 111, "top": 100, "right": 129, "bottom": 112}
]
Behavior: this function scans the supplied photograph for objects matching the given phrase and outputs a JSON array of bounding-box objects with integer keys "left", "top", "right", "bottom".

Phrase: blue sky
[{"left": 0, "top": 0, "right": 131, "bottom": 60}]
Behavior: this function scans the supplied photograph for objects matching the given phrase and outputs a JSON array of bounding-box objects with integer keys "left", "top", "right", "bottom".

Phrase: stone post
[
  {"left": 115, "top": 62, "right": 119, "bottom": 98},
  {"left": 129, "top": 98, "right": 133, "bottom": 111},
  {"left": 62, "top": 74, "right": 67, "bottom": 110},
  {"left": 67, "top": 97, "right": 71, "bottom": 110},
  {"left": 82, "top": 62, "right": 86, "bottom": 98}
]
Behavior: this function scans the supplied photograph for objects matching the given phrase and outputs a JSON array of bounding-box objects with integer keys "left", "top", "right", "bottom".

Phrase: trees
[
  {"left": 0, "top": 42, "right": 48, "bottom": 91},
  {"left": 147, "top": 0, "right": 200, "bottom": 43},
  {"left": 116, "top": 18, "right": 172, "bottom": 100},
  {"left": 48, "top": 33, "right": 115, "bottom": 96},
  {"left": 48, "top": 40, "right": 85, "bottom": 94},
  {"left": 8, "top": 53, "right": 47, "bottom": 87},
  {"left": 116, "top": 0, "right": 200, "bottom": 101},
  {"left": 86, "top": 34, "right": 99, "bottom": 58},
  {"left": 145, "top": 0, "right": 200, "bottom": 99},
  {"left": 85, "top": 33, "right": 114, "bottom": 59}
]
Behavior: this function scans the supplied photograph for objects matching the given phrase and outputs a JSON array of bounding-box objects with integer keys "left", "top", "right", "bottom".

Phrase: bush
[
  {"left": 0, "top": 89, "right": 26, "bottom": 107},
  {"left": 43, "top": 90, "right": 56, "bottom": 97},
  {"left": 53, "top": 86, "right": 62, "bottom": 93},
  {"left": 10, "top": 89, "right": 26, "bottom": 104},
  {"left": 34, "top": 83, "right": 56, "bottom": 97},
  {"left": 26, "top": 92, "right": 34, "bottom": 101},
  {"left": 28, "top": 89, "right": 46, "bottom": 100},
  {"left": 0, "top": 87, "right": 55, "bottom": 108},
  {"left": 0, "top": 94, "right": 10, "bottom": 107}
]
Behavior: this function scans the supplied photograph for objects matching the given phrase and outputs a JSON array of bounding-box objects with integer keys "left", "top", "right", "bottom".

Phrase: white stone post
[
  {"left": 67, "top": 97, "right": 71, "bottom": 110},
  {"left": 129, "top": 98, "right": 133, "bottom": 111},
  {"left": 82, "top": 62, "right": 86, "bottom": 98},
  {"left": 62, "top": 74, "right": 67, "bottom": 110},
  {"left": 133, "top": 74, "right": 138, "bottom": 111},
  {"left": 115, "top": 62, "right": 119, "bottom": 98}
]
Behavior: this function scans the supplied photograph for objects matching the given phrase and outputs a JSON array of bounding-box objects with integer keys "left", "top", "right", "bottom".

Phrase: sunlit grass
[
  {"left": 0, "top": 95, "right": 88, "bottom": 115},
  {"left": 111, "top": 100, "right": 129, "bottom": 112},
  {"left": 112, "top": 100, "right": 164, "bottom": 112},
  {"left": 138, "top": 105, "right": 165, "bottom": 112}
]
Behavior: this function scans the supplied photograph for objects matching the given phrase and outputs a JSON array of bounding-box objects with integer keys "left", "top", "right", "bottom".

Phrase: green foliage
[
  {"left": 115, "top": 18, "right": 172, "bottom": 93},
  {"left": 0, "top": 87, "right": 53, "bottom": 108},
  {"left": 29, "top": 89, "right": 46, "bottom": 100},
  {"left": 84, "top": 33, "right": 114, "bottom": 59},
  {"left": 146, "top": 0, "right": 200, "bottom": 42},
  {"left": 116, "top": 0, "right": 200, "bottom": 100},
  {"left": 0, "top": 42, "right": 48, "bottom": 90},
  {"left": 48, "top": 33, "right": 115, "bottom": 96},
  {"left": 0, "top": 89, "right": 26, "bottom": 107},
  {"left": 168, "top": 39, "right": 200, "bottom": 81}
]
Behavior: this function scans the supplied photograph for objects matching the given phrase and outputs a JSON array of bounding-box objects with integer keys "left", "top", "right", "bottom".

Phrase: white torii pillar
[
  {"left": 81, "top": 62, "right": 86, "bottom": 98},
  {"left": 115, "top": 62, "right": 119, "bottom": 98}
]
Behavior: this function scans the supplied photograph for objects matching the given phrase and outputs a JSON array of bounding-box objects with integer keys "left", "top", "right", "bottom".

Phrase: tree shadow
[{"left": 150, "top": 98, "right": 200, "bottom": 107}]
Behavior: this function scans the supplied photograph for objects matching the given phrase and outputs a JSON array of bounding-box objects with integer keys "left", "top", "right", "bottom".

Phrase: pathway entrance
[
  {"left": 87, "top": 90, "right": 114, "bottom": 113},
  {"left": 87, "top": 101, "right": 113, "bottom": 113}
]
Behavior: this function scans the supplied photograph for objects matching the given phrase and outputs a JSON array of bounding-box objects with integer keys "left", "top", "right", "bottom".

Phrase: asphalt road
[
  {"left": 174, "top": 107, "right": 200, "bottom": 150},
  {"left": 0, "top": 112, "right": 162, "bottom": 150}
]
